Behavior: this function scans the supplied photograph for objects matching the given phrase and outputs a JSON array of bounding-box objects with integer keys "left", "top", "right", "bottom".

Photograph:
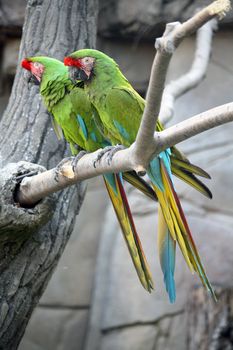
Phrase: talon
[
  {"left": 93, "top": 145, "right": 125, "bottom": 167},
  {"left": 93, "top": 146, "right": 113, "bottom": 168},
  {"left": 106, "top": 145, "right": 125, "bottom": 165},
  {"left": 71, "top": 150, "right": 88, "bottom": 172}
]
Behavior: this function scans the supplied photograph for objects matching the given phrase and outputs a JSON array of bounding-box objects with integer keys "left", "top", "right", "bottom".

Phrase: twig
[{"left": 159, "top": 18, "right": 217, "bottom": 125}]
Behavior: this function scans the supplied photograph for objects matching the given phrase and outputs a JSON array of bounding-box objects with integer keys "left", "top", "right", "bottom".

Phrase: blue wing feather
[{"left": 77, "top": 114, "right": 88, "bottom": 140}]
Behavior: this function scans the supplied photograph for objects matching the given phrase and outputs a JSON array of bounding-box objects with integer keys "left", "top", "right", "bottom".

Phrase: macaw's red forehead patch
[
  {"left": 21, "top": 59, "right": 31, "bottom": 71},
  {"left": 64, "top": 56, "right": 82, "bottom": 68}
]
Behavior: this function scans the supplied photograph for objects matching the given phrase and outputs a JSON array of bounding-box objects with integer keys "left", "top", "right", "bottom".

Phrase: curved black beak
[
  {"left": 68, "top": 66, "right": 89, "bottom": 83},
  {"left": 23, "top": 70, "right": 40, "bottom": 86}
]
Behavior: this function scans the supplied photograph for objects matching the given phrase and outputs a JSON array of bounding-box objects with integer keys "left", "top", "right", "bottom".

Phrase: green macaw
[
  {"left": 21, "top": 56, "right": 158, "bottom": 292},
  {"left": 64, "top": 49, "right": 215, "bottom": 302}
]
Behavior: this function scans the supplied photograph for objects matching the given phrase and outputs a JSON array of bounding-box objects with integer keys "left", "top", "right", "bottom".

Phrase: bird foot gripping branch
[{"left": 93, "top": 144, "right": 126, "bottom": 168}]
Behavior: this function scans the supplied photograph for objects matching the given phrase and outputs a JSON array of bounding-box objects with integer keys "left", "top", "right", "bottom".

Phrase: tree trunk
[
  {"left": 0, "top": 0, "right": 98, "bottom": 348},
  {"left": 187, "top": 287, "right": 233, "bottom": 350}
]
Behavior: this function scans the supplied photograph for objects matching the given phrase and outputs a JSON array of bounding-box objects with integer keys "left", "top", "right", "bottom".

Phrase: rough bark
[
  {"left": 187, "top": 287, "right": 233, "bottom": 350},
  {"left": 0, "top": 0, "right": 98, "bottom": 348}
]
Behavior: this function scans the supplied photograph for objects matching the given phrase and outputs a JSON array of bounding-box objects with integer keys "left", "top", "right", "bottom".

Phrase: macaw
[
  {"left": 64, "top": 49, "right": 216, "bottom": 302},
  {"left": 21, "top": 56, "right": 159, "bottom": 292}
]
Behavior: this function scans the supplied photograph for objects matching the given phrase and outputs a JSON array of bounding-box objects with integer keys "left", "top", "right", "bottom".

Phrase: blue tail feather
[
  {"left": 150, "top": 150, "right": 176, "bottom": 303},
  {"left": 148, "top": 150, "right": 172, "bottom": 191},
  {"left": 161, "top": 228, "right": 176, "bottom": 303}
]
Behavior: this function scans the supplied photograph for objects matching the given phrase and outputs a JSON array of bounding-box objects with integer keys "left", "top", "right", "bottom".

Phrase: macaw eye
[
  {"left": 33, "top": 62, "right": 40, "bottom": 68},
  {"left": 84, "top": 58, "right": 89, "bottom": 63}
]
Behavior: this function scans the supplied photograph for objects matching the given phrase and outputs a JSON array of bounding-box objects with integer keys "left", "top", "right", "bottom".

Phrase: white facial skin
[
  {"left": 30, "top": 62, "right": 45, "bottom": 82},
  {"left": 79, "top": 57, "right": 95, "bottom": 78}
]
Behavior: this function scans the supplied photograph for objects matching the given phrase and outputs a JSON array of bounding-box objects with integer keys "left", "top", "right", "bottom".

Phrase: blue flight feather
[
  {"left": 160, "top": 228, "right": 176, "bottom": 303},
  {"left": 148, "top": 150, "right": 173, "bottom": 191},
  {"left": 148, "top": 157, "right": 164, "bottom": 191},
  {"left": 113, "top": 120, "right": 130, "bottom": 140},
  {"left": 77, "top": 114, "right": 88, "bottom": 140},
  {"left": 159, "top": 150, "right": 173, "bottom": 183},
  {"left": 90, "top": 132, "right": 97, "bottom": 142}
]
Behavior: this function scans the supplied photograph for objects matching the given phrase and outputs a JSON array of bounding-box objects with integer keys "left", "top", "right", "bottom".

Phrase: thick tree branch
[
  {"left": 15, "top": 0, "right": 232, "bottom": 208},
  {"left": 159, "top": 18, "right": 217, "bottom": 125}
]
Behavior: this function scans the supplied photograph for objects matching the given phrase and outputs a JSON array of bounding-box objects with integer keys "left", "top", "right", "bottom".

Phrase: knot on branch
[
  {"left": 0, "top": 161, "right": 55, "bottom": 242},
  {"left": 155, "top": 22, "right": 181, "bottom": 54}
]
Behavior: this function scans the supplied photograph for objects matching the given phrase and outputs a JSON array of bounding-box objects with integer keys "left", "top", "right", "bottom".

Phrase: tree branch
[
  {"left": 15, "top": 0, "right": 232, "bottom": 208},
  {"left": 134, "top": 0, "right": 231, "bottom": 163},
  {"left": 159, "top": 18, "right": 217, "bottom": 125},
  {"left": 156, "top": 102, "right": 233, "bottom": 151}
]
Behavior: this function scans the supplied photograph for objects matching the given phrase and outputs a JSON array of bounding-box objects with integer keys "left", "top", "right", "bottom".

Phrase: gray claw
[
  {"left": 71, "top": 150, "right": 88, "bottom": 172},
  {"left": 93, "top": 146, "right": 113, "bottom": 168},
  {"left": 93, "top": 145, "right": 125, "bottom": 168},
  {"left": 106, "top": 145, "right": 125, "bottom": 165}
]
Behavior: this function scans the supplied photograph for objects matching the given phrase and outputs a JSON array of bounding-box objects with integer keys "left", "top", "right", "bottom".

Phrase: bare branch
[
  {"left": 134, "top": 0, "right": 231, "bottom": 164},
  {"left": 17, "top": 148, "right": 133, "bottom": 206},
  {"left": 155, "top": 102, "right": 233, "bottom": 152},
  {"left": 159, "top": 18, "right": 217, "bottom": 125}
]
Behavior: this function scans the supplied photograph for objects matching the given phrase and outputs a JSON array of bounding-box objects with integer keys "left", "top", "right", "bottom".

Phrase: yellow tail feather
[
  {"left": 171, "top": 165, "right": 212, "bottom": 199},
  {"left": 151, "top": 160, "right": 216, "bottom": 299},
  {"left": 104, "top": 174, "right": 154, "bottom": 292}
]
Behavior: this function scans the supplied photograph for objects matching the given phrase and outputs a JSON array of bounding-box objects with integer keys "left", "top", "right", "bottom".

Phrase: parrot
[
  {"left": 21, "top": 56, "right": 158, "bottom": 292},
  {"left": 64, "top": 49, "right": 216, "bottom": 302}
]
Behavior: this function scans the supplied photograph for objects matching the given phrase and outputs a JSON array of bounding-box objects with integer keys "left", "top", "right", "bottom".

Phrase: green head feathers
[
  {"left": 65, "top": 49, "right": 116, "bottom": 64},
  {"left": 21, "top": 56, "right": 69, "bottom": 89}
]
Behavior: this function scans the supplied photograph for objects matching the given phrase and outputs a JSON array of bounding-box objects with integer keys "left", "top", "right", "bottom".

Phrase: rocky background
[{"left": 0, "top": 1, "right": 232, "bottom": 349}]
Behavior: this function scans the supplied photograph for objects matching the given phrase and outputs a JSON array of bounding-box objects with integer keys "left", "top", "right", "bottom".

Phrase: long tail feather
[
  {"left": 148, "top": 155, "right": 216, "bottom": 301},
  {"left": 172, "top": 165, "right": 212, "bottom": 199},
  {"left": 171, "top": 155, "right": 211, "bottom": 179},
  {"left": 103, "top": 173, "right": 154, "bottom": 292},
  {"left": 158, "top": 205, "right": 176, "bottom": 303},
  {"left": 123, "top": 171, "right": 157, "bottom": 201}
]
